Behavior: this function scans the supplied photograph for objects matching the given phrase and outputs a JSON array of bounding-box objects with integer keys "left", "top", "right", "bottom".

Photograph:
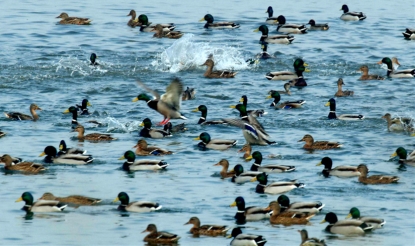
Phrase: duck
[
  {"left": 254, "top": 25, "right": 294, "bottom": 44},
  {"left": 288, "top": 65, "right": 309, "bottom": 87},
  {"left": 89, "top": 53, "right": 99, "bottom": 66},
  {"left": 58, "top": 140, "right": 86, "bottom": 155},
  {"left": 357, "top": 65, "right": 384, "bottom": 80},
  {"left": 126, "top": 10, "right": 138, "bottom": 27},
  {"left": 334, "top": 78, "right": 354, "bottom": 97},
  {"left": 298, "top": 229, "right": 326, "bottom": 246},
  {"left": 317, "top": 157, "right": 360, "bottom": 178},
  {"left": 402, "top": 28, "right": 415, "bottom": 40},
  {"left": 325, "top": 98, "right": 364, "bottom": 120},
  {"left": 377, "top": 57, "right": 415, "bottom": 78},
  {"left": 163, "top": 122, "right": 187, "bottom": 134},
  {"left": 192, "top": 105, "right": 225, "bottom": 125},
  {"left": 277, "top": 195, "right": 325, "bottom": 214},
  {"left": 275, "top": 15, "right": 307, "bottom": 34},
  {"left": 184, "top": 217, "right": 229, "bottom": 236},
  {"left": 152, "top": 24, "right": 184, "bottom": 39},
  {"left": 257, "top": 43, "right": 273, "bottom": 59},
  {"left": 16, "top": 192, "right": 67, "bottom": 213},
  {"left": 139, "top": 118, "right": 172, "bottom": 139},
  {"left": 40, "top": 146, "right": 93, "bottom": 165},
  {"left": 267, "top": 90, "right": 305, "bottom": 109},
  {"left": 135, "top": 14, "right": 175, "bottom": 32},
  {"left": 142, "top": 224, "right": 180, "bottom": 244},
  {"left": 382, "top": 113, "right": 413, "bottom": 132},
  {"left": 228, "top": 228, "right": 267, "bottom": 246},
  {"left": 133, "top": 139, "right": 173, "bottom": 156},
  {"left": 0, "top": 154, "right": 22, "bottom": 164},
  {"left": 270, "top": 83, "right": 291, "bottom": 96},
  {"left": 72, "top": 125, "right": 116, "bottom": 141},
  {"left": 298, "top": 134, "right": 342, "bottom": 150},
  {"left": 63, "top": 106, "right": 81, "bottom": 125},
  {"left": 76, "top": 99, "right": 92, "bottom": 115},
  {"left": 199, "top": 14, "right": 240, "bottom": 29},
  {"left": 265, "top": 6, "right": 278, "bottom": 24},
  {"left": 238, "top": 144, "right": 252, "bottom": 159},
  {"left": 119, "top": 150, "right": 168, "bottom": 171},
  {"left": 231, "top": 164, "right": 262, "bottom": 184},
  {"left": 133, "top": 78, "right": 186, "bottom": 125},
  {"left": 391, "top": 147, "right": 415, "bottom": 166},
  {"left": 357, "top": 164, "right": 399, "bottom": 184},
  {"left": 202, "top": 56, "right": 237, "bottom": 78},
  {"left": 321, "top": 212, "right": 372, "bottom": 235},
  {"left": 113, "top": 192, "right": 162, "bottom": 213},
  {"left": 339, "top": 5, "right": 366, "bottom": 21},
  {"left": 346, "top": 207, "right": 386, "bottom": 229},
  {"left": 240, "top": 95, "right": 267, "bottom": 117},
  {"left": 230, "top": 196, "right": 271, "bottom": 223},
  {"left": 56, "top": 12, "right": 92, "bottom": 25},
  {"left": 182, "top": 87, "right": 196, "bottom": 101},
  {"left": 4, "top": 103, "right": 41, "bottom": 121},
  {"left": 213, "top": 159, "right": 235, "bottom": 179},
  {"left": 307, "top": 19, "right": 329, "bottom": 31},
  {"left": 246, "top": 151, "right": 295, "bottom": 173},
  {"left": 266, "top": 201, "right": 314, "bottom": 225},
  {"left": 266, "top": 58, "right": 307, "bottom": 80},
  {"left": 0, "top": 154, "right": 46, "bottom": 174},
  {"left": 251, "top": 173, "right": 305, "bottom": 194},
  {"left": 38, "top": 192, "right": 101, "bottom": 206},
  {"left": 194, "top": 132, "right": 237, "bottom": 150}
]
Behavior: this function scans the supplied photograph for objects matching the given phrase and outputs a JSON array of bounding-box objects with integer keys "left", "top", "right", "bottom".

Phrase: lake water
[{"left": 1, "top": 0, "right": 414, "bottom": 245}]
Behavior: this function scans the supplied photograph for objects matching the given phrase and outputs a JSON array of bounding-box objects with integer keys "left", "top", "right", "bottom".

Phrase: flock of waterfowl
[{"left": 1, "top": 3, "right": 415, "bottom": 246}]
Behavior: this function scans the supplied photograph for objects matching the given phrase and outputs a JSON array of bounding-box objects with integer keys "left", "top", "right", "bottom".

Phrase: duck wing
[{"left": 160, "top": 78, "right": 183, "bottom": 111}]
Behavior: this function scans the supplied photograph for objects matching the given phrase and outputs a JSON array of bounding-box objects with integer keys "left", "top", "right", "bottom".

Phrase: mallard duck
[
  {"left": 16, "top": 192, "right": 67, "bottom": 212},
  {"left": 133, "top": 139, "right": 173, "bottom": 156},
  {"left": 113, "top": 192, "right": 162, "bottom": 212},
  {"left": 240, "top": 95, "right": 267, "bottom": 117},
  {"left": 0, "top": 154, "right": 45, "bottom": 174},
  {"left": 339, "top": 5, "right": 366, "bottom": 21},
  {"left": 382, "top": 113, "right": 413, "bottom": 132},
  {"left": 246, "top": 151, "right": 295, "bottom": 173},
  {"left": 40, "top": 146, "right": 93, "bottom": 165},
  {"left": 270, "top": 83, "right": 291, "bottom": 96},
  {"left": 334, "top": 78, "right": 354, "bottom": 97},
  {"left": 307, "top": 19, "right": 329, "bottom": 31},
  {"left": 321, "top": 212, "right": 372, "bottom": 235},
  {"left": 76, "top": 99, "right": 92, "bottom": 115},
  {"left": 142, "top": 224, "right": 180, "bottom": 244},
  {"left": 230, "top": 196, "right": 271, "bottom": 223},
  {"left": 194, "top": 132, "right": 237, "bottom": 150},
  {"left": 357, "top": 65, "right": 384, "bottom": 80},
  {"left": 275, "top": 15, "right": 307, "bottom": 34},
  {"left": 277, "top": 195, "right": 324, "bottom": 214},
  {"left": 391, "top": 147, "right": 415, "bottom": 166},
  {"left": 163, "top": 122, "right": 187, "bottom": 134},
  {"left": 257, "top": 43, "right": 273, "bottom": 59},
  {"left": 357, "top": 164, "right": 399, "bottom": 184},
  {"left": 119, "top": 150, "right": 168, "bottom": 171},
  {"left": 231, "top": 164, "right": 262, "bottom": 184},
  {"left": 0, "top": 154, "right": 22, "bottom": 164},
  {"left": 346, "top": 207, "right": 386, "bottom": 229},
  {"left": 298, "top": 134, "right": 342, "bottom": 150},
  {"left": 266, "top": 201, "right": 314, "bottom": 225},
  {"left": 38, "top": 192, "right": 101, "bottom": 206},
  {"left": 251, "top": 173, "right": 305, "bottom": 194},
  {"left": 135, "top": 14, "right": 175, "bottom": 32},
  {"left": 58, "top": 140, "right": 86, "bottom": 155},
  {"left": 192, "top": 105, "right": 225, "bottom": 125},
  {"left": 288, "top": 66, "right": 309, "bottom": 87},
  {"left": 267, "top": 90, "right": 305, "bottom": 109},
  {"left": 139, "top": 118, "right": 171, "bottom": 138},
  {"left": 72, "top": 125, "right": 116, "bottom": 141},
  {"left": 377, "top": 57, "right": 415, "bottom": 78},
  {"left": 325, "top": 98, "right": 364, "bottom": 120},
  {"left": 133, "top": 78, "right": 186, "bottom": 125},
  {"left": 182, "top": 87, "right": 196, "bottom": 101},
  {"left": 63, "top": 106, "right": 80, "bottom": 125},
  {"left": 152, "top": 24, "right": 184, "bottom": 39},
  {"left": 199, "top": 14, "right": 240, "bottom": 29},
  {"left": 56, "top": 12, "right": 92, "bottom": 25},
  {"left": 402, "top": 28, "right": 415, "bottom": 40},
  {"left": 213, "top": 159, "right": 235, "bottom": 179},
  {"left": 317, "top": 157, "right": 360, "bottom": 178},
  {"left": 202, "top": 57, "right": 237, "bottom": 78},
  {"left": 265, "top": 6, "right": 278, "bottom": 24},
  {"left": 238, "top": 144, "right": 252, "bottom": 159},
  {"left": 266, "top": 58, "right": 307, "bottom": 80},
  {"left": 228, "top": 228, "right": 267, "bottom": 246},
  {"left": 5, "top": 103, "right": 41, "bottom": 121},
  {"left": 254, "top": 25, "right": 294, "bottom": 44},
  {"left": 298, "top": 229, "right": 326, "bottom": 246},
  {"left": 184, "top": 217, "right": 229, "bottom": 236},
  {"left": 89, "top": 53, "right": 99, "bottom": 66},
  {"left": 126, "top": 10, "right": 138, "bottom": 27}
]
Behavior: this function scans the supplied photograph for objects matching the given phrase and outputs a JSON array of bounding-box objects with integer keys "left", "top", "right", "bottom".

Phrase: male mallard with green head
[{"left": 254, "top": 25, "right": 294, "bottom": 44}]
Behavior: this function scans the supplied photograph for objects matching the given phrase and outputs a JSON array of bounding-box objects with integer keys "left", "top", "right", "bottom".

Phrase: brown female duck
[
  {"left": 4, "top": 103, "right": 41, "bottom": 121},
  {"left": 238, "top": 144, "right": 252, "bottom": 159},
  {"left": 298, "top": 134, "right": 342, "bottom": 150},
  {"left": 72, "top": 125, "right": 116, "bottom": 141},
  {"left": 0, "top": 154, "right": 45, "bottom": 174},
  {"left": 298, "top": 229, "right": 326, "bottom": 246},
  {"left": 357, "top": 65, "right": 384, "bottom": 80},
  {"left": 126, "top": 10, "right": 138, "bottom": 27},
  {"left": 213, "top": 159, "right": 235, "bottom": 179},
  {"left": 133, "top": 139, "right": 173, "bottom": 156},
  {"left": 184, "top": 217, "right": 228, "bottom": 236},
  {"left": 56, "top": 12, "right": 91, "bottom": 25},
  {"left": 152, "top": 24, "right": 184, "bottom": 39},
  {"left": 202, "top": 57, "right": 237, "bottom": 78},
  {"left": 38, "top": 192, "right": 101, "bottom": 205},
  {"left": 382, "top": 113, "right": 413, "bottom": 132},
  {"left": 142, "top": 224, "right": 180, "bottom": 244},
  {"left": 357, "top": 164, "right": 399, "bottom": 184},
  {"left": 334, "top": 78, "right": 354, "bottom": 97},
  {"left": 266, "top": 201, "right": 314, "bottom": 225}
]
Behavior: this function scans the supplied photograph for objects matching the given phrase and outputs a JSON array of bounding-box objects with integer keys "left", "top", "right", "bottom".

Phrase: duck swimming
[
  {"left": 56, "top": 12, "right": 92, "bottom": 25},
  {"left": 135, "top": 14, "right": 175, "bottom": 32},
  {"left": 5, "top": 103, "right": 41, "bottom": 121},
  {"left": 139, "top": 118, "right": 171, "bottom": 139},
  {"left": 325, "top": 98, "right": 364, "bottom": 120},
  {"left": 307, "top": 19, "right": 329, "bottom": 30},
  {"left": 254, "top": 25, "right": 294, "bottom": 44},
  {"left": 334, "top": 78, "right": 354, "bottom": 97},
  {"left": 339, "top": 4, "right": 366, "bottom": 21},
  {"left": 199, "top": 14, "right": 240, "bottom": 29},
  {"left": 357, "top": 65, "right": 384, "bottom": 80},
  {"left": 275, "top": 15, "right": 307, "bottom": 34},
  {"left": 202, "top": 56, "right": 237, "bottom": 78},
  {"left": 377, "top": 57, "right": 415, "bottom": 78}
]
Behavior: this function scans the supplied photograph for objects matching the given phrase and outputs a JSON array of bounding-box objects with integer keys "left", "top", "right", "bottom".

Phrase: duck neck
[
  {"left": 31, "top": 108, "right": 39, "bottom": 121},
  {"left": 255, "top": 184, "right": 265, "bottom": 193},
  {"left": 204, "top": 65, "right": 214, "bottom": 77}
]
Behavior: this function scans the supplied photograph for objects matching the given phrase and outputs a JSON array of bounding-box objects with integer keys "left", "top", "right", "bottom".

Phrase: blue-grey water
[{"left": 1, "top": 0, "right": 414, "bottom": 245}]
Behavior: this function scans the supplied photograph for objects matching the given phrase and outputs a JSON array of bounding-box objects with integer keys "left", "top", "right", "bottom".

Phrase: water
[{"left": 1, "top": 0, "right": 415, "bottom": 245}]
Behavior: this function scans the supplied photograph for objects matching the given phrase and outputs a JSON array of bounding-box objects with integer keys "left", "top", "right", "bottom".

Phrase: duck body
[
  {"left": 266, "top": 201, "right": 314, "bottom": 225},
  {"left": 317, "top": 157, "right": 360, "bottom": 178},
  {"left": 56, "top": 12, "right": 92, "bottom": 25},
  {"left": 194, "top": 132, "right": 237, "bottom": 150},
  {"left": 275, "top": 15, "right": 307, "bottom": 34},
  {"left": 382, "top": 113, "right": 413, "bottom": 132},
  {"left": 5, "top": 103, "right": 41, "bottom": 121},
  {"left": 278, "top": 195, "right": 324, "bottom": 214},
  {"left": 202, "top": 57, "right": 237, "bottom": 78},
  {"left": 231, "top": 164, "right": 262, "bottom": 184},
  {"left": 266, "top": 58, "right": 307, "bottom": 81},
  {"left": 139, "top": 118, "right": 171, "bottom": 139},
  {"left": 119, "top": 151, "right": 168, "bottom": 171},
  {"left": 357, "top": 164, "right": 399, "bottom": 184},
  {"left": 133, "top": 139, "right": 173, "bottom": 156},
  {"left": 378, "top": 57, "right": 415, "bottom": 78},
  {"left": 200, "top": 14, "right": 240, "bottom": 29},
  {"left": 230, "top": 197, "right": 271, "bottom": 223},
  {"left": 39, "top": 192, "right": 101, "bottom": 206},
  {"left": 346, "top": 207, "right": 385, "bottom": 229},
  {"left": 298, "top": 229, "right": 326, "bottom": 246},
  {"left": 325, "top": 98, "right": 364, "bottom": 120},
  {"left": 135, "top": 14, "right": 175, "bottom": 32},
  {"left": 40, "top": 146, "right": 93, "bottom": 165},
  {"left": 213, "top": 159, "right": 235, "bottom": 179},
  {"left": 59, "top": 140, "right": 86, "bottom": 155},
  {"left": 247, "top": 151, "right": 295, "bottom": 173},
  {"left": 182, "top": 87, "right": 196, "bottom": 101},
  {"left": 142, "top": 224, "right": 180, "bottom": 244},
  {"left": 152, "top": 24, "right": 184, "bottom": 39},
  {"left": 73, "top": 125, "right": 116, "bottom": 141},
  {"left": 265, "top": 6, "right": 278, "bottom": 25},
  {"left": 321, "top": 212, "right": 372, "bottom": 235},
  {"left": 163, "top": 122, "right": 187, "bottom": 134},
  {"left": 358, "top": 65, "right": 384, "bottom": 80},
  {"left": 252, "top": 173, "right": 304, "bottom": 194},
  {"left": 1, "top": 154, "right": 45, "bottom": 174},
  {"left": 254, "top": 25, "right": 294, "bottom": 44},
  {"left": 402, "top": 28, "right": 415, "bottom": 39},
  {"left": 268, "top": 91, "right": 305, "bottom": 109},
  {"left": 307, "top": 19, "right": 329, "bottom": 30},
  {"left": 193, "top": 105, "right": 225, "bottom": 125},
  {"left": 334, "top": 78, "right": 354, "bottom": 97},
  {"left": 269, "top": 83, "right": 291, "bottom": 96},
  {"left": 228, "top": 228, "right": 267, "bottom": 246},
  {"left": 16, "top": 192, "right": 67, "bottom": 213},
  {"left": 299, "top": 134, "right": 342, "bottom": 150},
  {"left": 340, "top": 5, "right": 366, "bottom": 21},
  {"left": 185, "top": 217, "right": 228, "bottom": 236},
  {"left": 114, "top": 192, "right": 161, "bottom": 213},
  {"left": 76, "top": 99, "right": 91, "bottom": 115}
]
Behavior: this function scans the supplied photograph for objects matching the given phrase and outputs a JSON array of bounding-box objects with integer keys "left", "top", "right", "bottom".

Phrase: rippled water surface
[{"left": 1, "top": 0, "right": 415, "bottom": 245}]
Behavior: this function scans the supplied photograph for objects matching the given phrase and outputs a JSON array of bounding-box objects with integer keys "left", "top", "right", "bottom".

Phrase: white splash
[{"left": 54, "top": 56, "right": 108, "bottom": 76}]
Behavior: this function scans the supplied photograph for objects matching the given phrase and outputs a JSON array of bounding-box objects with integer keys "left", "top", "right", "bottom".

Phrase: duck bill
[
  {"left": 297, "top": 138, "right": 304, "bottom": 142},
  {"left": 229, "top": 105, "right": 236, "bottom": 109},
  {"left": 304, "top": 68, "right": 311, "bottom": 72},
  {"left": 250, "top": 177, "right": 257, "bottom": 182},
  {"left": 199, "top": 18, "right": 205, "bottom": 22},
  {"left": 390, "top": 152, "right": 397, "bottom": 158},
  {"left": 226, "top": 234, "right": 233, "bottom": 239},
  {"left": 39, "top": 152, "right": 46, "bottom": 157},
  {"left": 15, "top": 197, "right": 23, "bottom": 202},
  {"left": 266, "top": 95, "right": 272, "bottom": 99},
  {"left": 345, "top": 213, "right": 352, "bottom": 219},
  {"left": 245, "top": 155, "right": 253, "bottom": 160},
  {"left": 213, "top": 162, "right": 220, "bottom": 166},
  {"left": 193, "top": 137, "right": 201, "bottom": 141},
  {"left": 59, "top": 145, "right": 63, "bottom": 150},
  {"left": 63, "top": 109, "right": 70, "bottom": 114},
  {"left": 87, "top": 102, "right": 92, "bottom": 106},
  {"left": 139, "top": 122, "right": 144, "bottom": 127},
  {"left": 230, "top": 201, "right": 237, "bottom": 207},
  {"left": 320, "top": 219, "right": 326, "bottom": 224},
  {"left": 316, "top": 162, "right": 322, "bottom": 166},
  {"left": 118, "top": 156, "right": 125, "bottom": 160},
  {"left": 132, "top": 97, "right": 139, "bottom": 102},
  {"left": 253, "top": 28, "right": 260, "bottom": 32},
  {"left": 191, "top": 108, "right": 199, "bottom": 112},
  {"left": 132, "top": 145, "right": 138, "bottom": 148},
  {"left": 324, "top": 102, "right": 330, "bottom": 107},
  {"left": 376, "top": 60, "right": 383, "bottom": 65},
  {"left": 184, "top": 221, "right": 190, "bottom": 225},
  {"left": 112, "top": 197, "right": 120, "bottom": 203},
  {"left": 303, "top": 62, "right": 309, "bottom": 67}
]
